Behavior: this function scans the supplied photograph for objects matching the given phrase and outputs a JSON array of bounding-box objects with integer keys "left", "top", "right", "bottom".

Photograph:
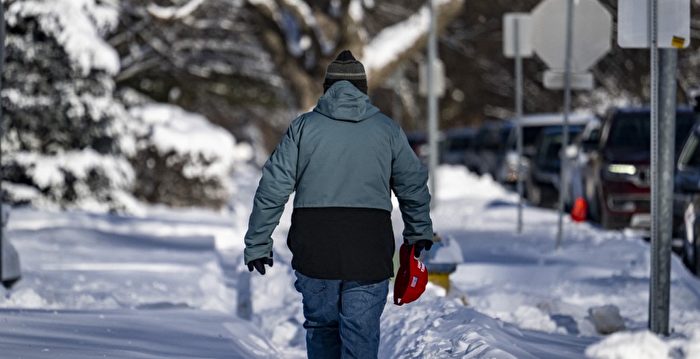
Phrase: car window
[
  {"left": 523, "top": 126, "right": 543, "bottom": 147},
  {"left": 607, "top": 112, "right": 696, "bottom": 153},
  {"left": 608, "top": 115, "right": 651, "bottom": 150},
  {"left": 535, "top": 135, "right": 562, "bottom": 172}
]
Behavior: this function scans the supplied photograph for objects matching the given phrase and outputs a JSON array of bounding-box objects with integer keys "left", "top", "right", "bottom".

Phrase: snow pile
[
  {"left": 585, "top": 329, "right": 700, "bottom": 359},
  {"left": 585, "top": 331, "right": 670, "bottom": 359},
  {"left": 430, "top": 165, "right": 700, "bottom": 356},
  {"left": 381, "top": 289, "right": 593, "bottom": 358}
]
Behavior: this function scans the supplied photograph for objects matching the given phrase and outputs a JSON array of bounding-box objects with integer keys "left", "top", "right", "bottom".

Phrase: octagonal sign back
[{"left": 531, "top": 0, "right": 612, "bottom": 72}]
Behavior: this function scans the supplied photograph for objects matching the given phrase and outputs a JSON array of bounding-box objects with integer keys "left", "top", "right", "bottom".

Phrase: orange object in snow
[
  {"left": 571, "top": 197, "right": 587, "bottom": 222},
  {"left": 393, "top": 244, "right": 428, "bottom": 306}
]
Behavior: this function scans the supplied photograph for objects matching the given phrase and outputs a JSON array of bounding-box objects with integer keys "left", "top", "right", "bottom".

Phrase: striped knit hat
[{"left": 323, "top": 50, "right": 368, "bottom": 94}]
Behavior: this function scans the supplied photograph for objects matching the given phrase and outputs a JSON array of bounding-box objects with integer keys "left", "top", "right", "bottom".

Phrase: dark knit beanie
[{"left": 323, "top": 50, "right": 368, "bottom": 94}]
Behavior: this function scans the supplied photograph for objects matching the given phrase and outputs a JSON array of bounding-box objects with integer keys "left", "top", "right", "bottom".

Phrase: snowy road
[{"left": 1, "top": 165, "right": 699, "bottom": 358}]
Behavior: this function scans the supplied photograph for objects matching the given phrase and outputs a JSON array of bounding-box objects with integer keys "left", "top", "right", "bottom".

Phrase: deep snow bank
[{"left": 430, "top": 166, "right": 700, "bottom": 359}]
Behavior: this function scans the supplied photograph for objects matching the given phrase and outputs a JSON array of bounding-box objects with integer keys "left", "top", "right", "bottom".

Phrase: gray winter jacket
[{"left": 244, "top": 80, "right": 433, "bottom": 264}]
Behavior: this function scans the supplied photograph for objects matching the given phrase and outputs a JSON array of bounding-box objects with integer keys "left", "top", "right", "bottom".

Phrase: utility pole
[{"left": 427, "top": 0, "right": 439, "bottom": 206}]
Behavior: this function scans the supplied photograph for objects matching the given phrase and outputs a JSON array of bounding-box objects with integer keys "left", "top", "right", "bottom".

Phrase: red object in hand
[
  {"left": 393, "top": 244, "right": 428, "bottom": 306},
  {"left": 571, "top": 197, "right": 588, "bottom": 222}
]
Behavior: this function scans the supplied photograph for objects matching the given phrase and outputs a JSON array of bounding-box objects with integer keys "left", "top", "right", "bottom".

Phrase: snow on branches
[{"left": 2, "top": 0, "right": 241, "bottom": 212}]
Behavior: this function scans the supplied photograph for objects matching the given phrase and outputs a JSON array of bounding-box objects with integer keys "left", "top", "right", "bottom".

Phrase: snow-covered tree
[
  {"left": 2, "top": 0, "right": 138, "bottom": 211},
  {"left": 2, "top": 0, "right": 240, "bottom": 211},
  {"left": 110, "top": 0, "right": 464, "bottom": 149}
]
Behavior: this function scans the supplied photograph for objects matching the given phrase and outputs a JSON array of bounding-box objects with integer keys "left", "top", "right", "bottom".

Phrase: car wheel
[
  {"left": 600, "top": 207, "right": 610, "bottom": 229},
  {"left": 598, "top": 190, "right": 616, "bottom": 230}
]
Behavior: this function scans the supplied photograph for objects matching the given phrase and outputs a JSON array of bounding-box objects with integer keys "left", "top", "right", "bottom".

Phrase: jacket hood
[{"left": 314, "top": 80, "right": 379, "bottom": 122}]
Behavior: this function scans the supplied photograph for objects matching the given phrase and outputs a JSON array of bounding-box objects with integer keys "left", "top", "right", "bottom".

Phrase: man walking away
[{"left": 243, "top": 50, "right": 434, "bottom": 359}]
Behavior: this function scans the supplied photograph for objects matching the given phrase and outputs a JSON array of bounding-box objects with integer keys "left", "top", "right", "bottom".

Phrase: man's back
[
  {"left": 294, "top": 81, "right": 399, "bottom": 212},
  {"left": 243, "top": 50, "right": 434, "bottom": 359}
]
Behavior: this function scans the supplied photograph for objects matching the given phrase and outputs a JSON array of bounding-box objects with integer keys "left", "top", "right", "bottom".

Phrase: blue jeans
[{"left": 293, "top": 271, "right": 389, "bottom": 359}]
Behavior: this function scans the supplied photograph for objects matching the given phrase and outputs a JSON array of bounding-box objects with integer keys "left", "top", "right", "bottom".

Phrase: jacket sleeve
[
  {"left": 390, "top": 127, "right": 434, "bottom": 244},
  {"left": 243, "top": 120, "right": 300, "bottom": 264}
]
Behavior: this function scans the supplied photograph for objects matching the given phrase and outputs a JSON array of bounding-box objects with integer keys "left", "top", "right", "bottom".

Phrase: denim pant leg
[
  {"left": 294, "top": 271, "right": 342, "bottom": 359},
  {"left": 338, "top": 279, "right": 389, "bottom": 359}
]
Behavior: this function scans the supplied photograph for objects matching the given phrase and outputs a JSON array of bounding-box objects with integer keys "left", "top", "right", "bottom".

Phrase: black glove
[
  {"left": 247, "top": 257, "right": 273, "bottom": 275},
  {"left": 413, "top": 239, "right": 433, "bottom": 258}
]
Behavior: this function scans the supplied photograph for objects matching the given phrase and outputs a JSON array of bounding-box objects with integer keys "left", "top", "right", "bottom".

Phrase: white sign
[
  {"left": 543, "top": 70, "right": 594, "bottom": 90},
  {"left": 618, "top": 0, "right": 690, "bottom": 49},
  {"left": 531, "top": 0, "right": 612, "bottom": 72},
  {"left": 503, "top": 13, "right": 533, "bottom": 58},
  {"left": 419, "top": 59, "right": 445, "bottom": 98}
]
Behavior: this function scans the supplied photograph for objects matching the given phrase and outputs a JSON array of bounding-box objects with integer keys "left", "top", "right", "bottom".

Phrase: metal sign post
[
  {"left": 617, "top": 0, "right": 690, "bottom": 334},
  {"left": 427, "top": 0, "right": 439, "bottom": 207},
  {"left": 650, "top": 46, "right": 676, "bottom": 336},
  {"left": 503, "top": 13, "right": 533, "bottom": 234},
  {"left": 556, "top": 0, "right": 575, "bottom": 249},
  {"left": 650, "top": 0, "right": 678, "bottom": 337},
  {"left": 515, "top": 21, "right": 524, "bottom": 235}
]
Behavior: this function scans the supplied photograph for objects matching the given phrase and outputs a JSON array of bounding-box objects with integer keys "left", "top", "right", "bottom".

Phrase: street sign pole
[
  {"left": 647, "top": 0, "right": 667, "bottom": 335},
  {"left": 647, "top": 0, "right": 677, "bottom": 332},
  {"left": 616, "top": 0, "right": 690, "bottom": 336},
  {"left": 504, "top": 13, "right": 532, "bottom": 234},
  {"left": 514, "top": 18, "right": 524, "bottom": 234},
  {"left": 556, "top": 0, "right": 575, "bottom": 249},
  {"left": 427, "top": 0, "right": 438, "bottom": 207},
  {"left": 650, "top": 46, "right": 676, "bottom": 336}
]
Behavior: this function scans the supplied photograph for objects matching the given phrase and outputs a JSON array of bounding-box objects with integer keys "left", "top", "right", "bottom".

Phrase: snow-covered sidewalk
[
  {"left": 1, "top": 165, "right": 699, "bottom": 358},
  {"left": 423, "top": 166, "right": 700, "bottom": 358}
]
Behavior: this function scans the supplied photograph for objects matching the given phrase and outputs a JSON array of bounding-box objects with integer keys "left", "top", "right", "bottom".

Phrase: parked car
[
  {"left": 497, "top": 113, "right": 596, "bottom": 187},
  {"left": 584, "top": 107, "right": 698, "bottom": 231},
  {"left": 526, "top": 126, "right": 584, "bottom": 208},
  {"left": 441, "top": 127, "right": 477, "bottom": 166},
  {"left": 473, "top": 121, "right": 512, "bottom": 178},
  {"left": 674, "top": 123, "right": 700, "bottom": 275}
]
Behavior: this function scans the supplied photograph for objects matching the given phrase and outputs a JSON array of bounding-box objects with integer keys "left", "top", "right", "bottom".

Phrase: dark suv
[
  {"left": 674, "top": 123, "right": 700, "bottom": 274},
  {"left": 585, "top": 107, "right": 697, "bottom": 231}
]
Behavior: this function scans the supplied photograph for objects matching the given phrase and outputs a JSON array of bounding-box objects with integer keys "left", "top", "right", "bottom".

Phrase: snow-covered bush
[{"left": 128, "top": 104, "right": 236, "bottom": 209}]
